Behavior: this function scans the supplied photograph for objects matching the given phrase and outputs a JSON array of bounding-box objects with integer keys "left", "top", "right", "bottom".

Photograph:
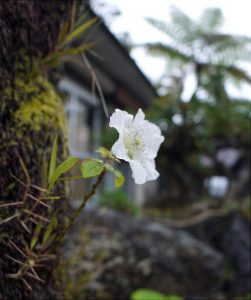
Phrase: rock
[
  {"left": 189, "top": 213, "right": 251, "bottom": 297},
  {"left": 221, "top": 214, "right": 250, "bottom": 296},
  {"left": 64, "top": 208, "right": 224, "bottom": 300}
]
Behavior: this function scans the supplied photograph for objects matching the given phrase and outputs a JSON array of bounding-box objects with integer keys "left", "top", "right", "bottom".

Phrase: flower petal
[
  {"left": 129, "top": 160, "right": 147, "bottom": 184},
  {"left": 142, "top": 159, "right": 159, "bottom": 181},
  {"left": 109, "top": 109, "right": 133, "bottom": 133},
  {"left": 133, "top": 108, "right": 145, "bottom": 126},
  {"left": 111, "top": 136, "right": 129, "bottom": 161},
  {"left": 141, "top": 121, "right": 164, "bottom": 159}
]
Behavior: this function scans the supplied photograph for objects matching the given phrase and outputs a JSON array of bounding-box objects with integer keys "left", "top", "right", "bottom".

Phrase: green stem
[{"left": 53, "top": 171, "right": 105, "bottom": 247}]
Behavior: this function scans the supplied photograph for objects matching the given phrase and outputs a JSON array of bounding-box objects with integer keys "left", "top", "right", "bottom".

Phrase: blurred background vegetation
[
  {"left": 143, "top": 7, "right": 250, "bottom": 218},
  {"left": 97, "top": 6, "right": 251, "bottom": 222},
  {"left": 90, "top": 5, "right": 250, "bottom": 299}
]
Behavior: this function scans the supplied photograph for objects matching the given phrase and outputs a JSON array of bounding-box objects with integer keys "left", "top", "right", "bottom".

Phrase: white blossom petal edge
[{"left": 109, "top": 108, "right": 164, "bottom": 184}]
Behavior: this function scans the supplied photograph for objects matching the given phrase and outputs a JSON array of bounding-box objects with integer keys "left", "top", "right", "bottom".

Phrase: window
[{"left": 59, "top": 78, "right": 101, "bottom": 203}]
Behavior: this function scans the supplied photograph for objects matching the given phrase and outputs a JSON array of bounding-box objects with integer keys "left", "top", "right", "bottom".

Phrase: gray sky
[{"left": 93, "top": 0, "right": 251, "bottom": 99}]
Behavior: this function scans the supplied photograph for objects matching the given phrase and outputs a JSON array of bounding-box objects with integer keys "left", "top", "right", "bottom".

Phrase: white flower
[{"left": 109, "top": 108, "right": 164, "bottom": 184}]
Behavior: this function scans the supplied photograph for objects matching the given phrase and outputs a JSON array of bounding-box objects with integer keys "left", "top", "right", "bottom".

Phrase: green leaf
[
  {"left": 49, "top": 156, "right": 79, "bottom": 190},
  {"left": 104, "top": 163, "right": 125, "bottom": 188},
  {"left": 96, "top": 147, "right": 119, "bottom": 162},
  {"left": 81, "top": 159, "right": 104, "bottom": 178},
  {"left": 42, "top": 217, "right": 58, "bottom": 244},
  {"left": 104, "top": 162, "right": 116, "bottom": 173},
  {"left": 19, "top": 157, "right": 30, "bottom": 183},
  {"left": 64, "top": 17, "right": 97, "bottom": 45},
  {"left": 131, "top": 289, "right": 183, "bottom": 300},
  {"left": 165, "top": 296, "right": 183, "bottom": 300},
  {"left": 115, "top": 170, "right": 125, "bottom": 188},
  {"left": 42, "top": 51, "right": 63, "bottom": 66},
  {"left": 58, "top": 22, "right": 70, "bottom": 44},
  {"left": 30, "top": 222, "right": 43, "bottom": 250},
  {"left": 41, "top": 152, "right": 48, "bottom": 188},
  {"left": 48, "top": 135, "right": 58, "bottom": 182},
  {"left": 63, "top": 41, "right": 97, "bottom": 55},
  {"left": 73, "top": 12, "right": 89, "bottom": 29}
]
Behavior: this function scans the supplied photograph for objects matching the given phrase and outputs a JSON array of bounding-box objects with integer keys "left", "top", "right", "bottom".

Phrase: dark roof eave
[{"left": 82, "top": 7, "right": 158, "bottom": 107}]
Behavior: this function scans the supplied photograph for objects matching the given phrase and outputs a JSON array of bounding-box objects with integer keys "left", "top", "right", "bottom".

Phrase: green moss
[
  {"left": 0, "top": 73, "right": 69, "bottom": 178},
  {"left": 13, "top": 76, "right": 68, "bottom": 134}
]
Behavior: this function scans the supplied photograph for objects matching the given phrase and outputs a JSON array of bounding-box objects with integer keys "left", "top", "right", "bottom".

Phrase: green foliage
[
  {"left": 246, "top": 293, "right": 251, "bottom": 300},
  {"left": 63, "top": 17, "right": 97, "bottom": 45},
  {"left": 49, "top": 135, "right": 58, "bottom": 182},
  {"left": 199, "top": 8, "right": 223, "bottom": 31},
  {"left": 96, "top": 146, "right": 119, "bottom": 162},
  {"left": 97, "top": 188, "right": 140, "bottom": 216},
  {"left": 114, "top": 171, "right": 125, "bottom": 188},
  {"left": 104, "top": 163, "right": 125, "bottom": 188},
  {"left": 131, "top": 289, "right": 183, "bottom": 300},
  {"left": 30, "top": 222, "right": 43, "bottom": 250},
  {"left": 144, "top": 7, "right": 251, "bottom": 208},
  {"left": 81, "top": 158, "right": 105, "bottom": 178},
  {"left": 42, "top": 216, "right": 58, "bottom": 245},
  {"left": 95, "top": 146, "right": 125, "bottom": 188},
  {"left": 49, "top": 156, "right": 79, "bottom": 190},
  {"left": 233, "top": 293, "right": 251, "bottom": 300},
  {"left": 41, "top": 17, "right": 97, "bottom": 68},
  {"left": 144, "top": 7, "right": 251, "bottom": 85}
]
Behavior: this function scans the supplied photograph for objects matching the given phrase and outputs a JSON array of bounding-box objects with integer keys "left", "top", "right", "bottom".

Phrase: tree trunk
[{"left": 0, "top": 1, "right": 73, "bottom": 299}]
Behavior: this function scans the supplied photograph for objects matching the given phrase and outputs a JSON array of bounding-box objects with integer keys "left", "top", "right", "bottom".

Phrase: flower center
[{"left": 124, "top": 129, "right": 144, "bottom": 159}]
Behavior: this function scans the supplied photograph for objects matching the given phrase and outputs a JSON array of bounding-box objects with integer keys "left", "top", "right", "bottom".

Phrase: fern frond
[
  {"left": 227, "top": 65, "right": 251, "bottom": 85},
  {"left": 143, "top": 42, "right": 192, "bottom": 63},
  {"left": 199, "top": 8, "right": 223, "bottom": 31},
  {"left": 146, "top": 15, "right": 197, "bottom": 45}
]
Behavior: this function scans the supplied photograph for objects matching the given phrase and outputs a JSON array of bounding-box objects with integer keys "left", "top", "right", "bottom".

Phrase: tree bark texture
[{"left": 0, "top": 1, "right": 73, "bottom": 299}]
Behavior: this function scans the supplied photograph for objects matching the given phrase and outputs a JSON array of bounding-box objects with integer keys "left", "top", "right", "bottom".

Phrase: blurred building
[{"left": 58, "top": 7, "right": 157, "bottom": 205}]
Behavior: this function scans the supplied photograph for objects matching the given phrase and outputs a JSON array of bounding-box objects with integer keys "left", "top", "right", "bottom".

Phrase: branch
[
  {"left": 53, "top": 171, "right": 105, "bottom": 247},
  {"left": 163, "top": 208, "right": 228, "bottom": 229}
]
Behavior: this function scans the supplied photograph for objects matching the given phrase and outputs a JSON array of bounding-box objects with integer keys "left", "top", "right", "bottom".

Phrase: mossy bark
[{"left": 0, "top": 1, "right": 73, "bottom": 299}]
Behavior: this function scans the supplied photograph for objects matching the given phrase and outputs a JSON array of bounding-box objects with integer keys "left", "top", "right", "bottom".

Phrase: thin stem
[
  {"left": 53, "top": 171, "right": 105, "bottom": 247},
  {"left": 81, "top": 53, "right": 109, "bottom": 118},
  {"left": 0, "top": 212, "right": 20, "bottom": 225},
  {"left": 58, "top": 175, "right": 83, "bottom": 181},
  {"left": 0, "top": 201, "right": 23, "bottom": 208}
]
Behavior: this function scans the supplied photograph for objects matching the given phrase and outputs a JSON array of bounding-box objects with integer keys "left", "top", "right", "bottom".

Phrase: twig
[
  {"left": 40, "top": 195, "right": 62, "bottom": 201},
  {"left": 19, "top": 157, "right": 31, "bottom": 184},
  {"left": 11, "top": 174, "right": 27, "bottom": 187},
  {"left": 23, "top": 190, "right": 46, "bottom": 223},
  {"left": 10, "top": 174, "right": 30, "bottom": 203},
  {"left": 26, "top": 271, "right": 44, "bottom": 282},
  {"left": 29, "top": 217, "right": 39, "bottom": 225},
  {"left": 5, "top": 254, "right": 29, "bottom": 268},
  {"left": 9, "top": 240, "right": 26, "bottom": 258},
  {"left": 70, "top": 0, "right": 77, "bottom": 31},
  {"left": 27, "top": 193, "right": 50, "bottom": 208},
  {"left": 20, "top": 220, "right": 31, "bottom": 234},
  {"left": 163, "top": 208, "right": 228, "bottom": 229},
  {"left": 23, "top": 209, "right": 50, "bottom": 223},
  {"left": 30, "top": 184, "right": 48, "bottom": 193},
  {"left": 0, "top": 202, "right": 23, "bottom": 208},
  {"left": 53, "top": 171, "right": 105, "bottom": 247},
  {"left": 22, "top": 278, "right": 32, "bottom": 292},
  {"left": 30, "top": 266, "right": 45, "bottom": 283},
  {"left": 59, "top": 175, "right": 83, "bottom": 181},
  {"left": 81, "top": 53, "right": 109, "bottom": 118},
  {"left": 0, "top": 212, "right": 20, "bottom": 225}
]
